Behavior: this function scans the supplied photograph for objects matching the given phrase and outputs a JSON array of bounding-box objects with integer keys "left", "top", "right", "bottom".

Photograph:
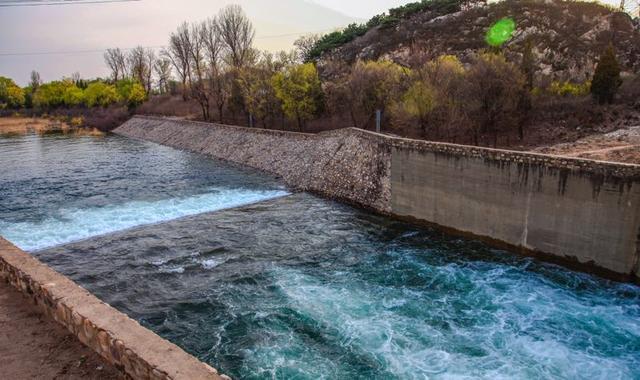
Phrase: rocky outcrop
[{"left": 319, "top": 0, "right": 640, "bottom": 82}]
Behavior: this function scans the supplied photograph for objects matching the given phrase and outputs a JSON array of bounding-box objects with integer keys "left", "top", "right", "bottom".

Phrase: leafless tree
[
  {"left": 214, "top": 4, "right": 255, "bottom": 69},
  {"left": 70, "top": 71, "right": 82, "bottom": 85},
  {"left": 154, "top": 58, "right": 172, "bottom": 94},
  {"left": 463, "top": 53, "right": 524, "bottom": 147},
  {"left": 202, "top": 17, "right": 226, "bottom": 121},
  {"left": 128, "top": 46, "right": 156, "bottom": 94},
  {"left": 293, "top": 34, "right": 320, "bottom": 63},
  {"left": 104, "top": 48, "right": 128, "bottom": 82},
  {"left": 29, "top": 70, "right": 41, "bottom": 90},
  {"left": 188, "top": 22, "right": 211, "bottom": 120},
  {"left": 165, "top": 22, "right": 192, "bottom": 100}
]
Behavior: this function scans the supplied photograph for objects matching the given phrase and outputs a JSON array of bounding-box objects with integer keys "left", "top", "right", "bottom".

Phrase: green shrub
[
  {"left": 62, "top": 85, "right": 85, "bottom": 106},
  {"left": 84, "top": 82, "right": 119, "bottom": 107},
  {"left": 33, "top": 81, "right": 72, "bottom": 108},
  {"left": 115, "top": 79, "right": 147, "bottom": 108},
  {"left": 548, "top": 80, "right": 591, "bottom": 97},
  {"left": 0, "top": 77, "right": 25, "bottom": 109}
]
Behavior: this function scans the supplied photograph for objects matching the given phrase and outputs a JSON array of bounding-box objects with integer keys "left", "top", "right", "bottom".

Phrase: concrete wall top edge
[{"left": 127, "top": 116, "right": 640, "bottom": 180}]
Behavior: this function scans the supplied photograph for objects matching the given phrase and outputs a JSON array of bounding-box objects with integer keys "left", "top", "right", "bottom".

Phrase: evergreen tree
[
  {"left": 521, "top": 39, "right": 535, "bottom": 91},
  {"left": 590, "top": 45, "right": 622, "bottom": 104}
]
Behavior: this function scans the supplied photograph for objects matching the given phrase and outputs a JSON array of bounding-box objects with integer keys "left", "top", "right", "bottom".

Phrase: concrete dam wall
[{"left": 115, "top": 116, "right": 640, "bottom": 281}]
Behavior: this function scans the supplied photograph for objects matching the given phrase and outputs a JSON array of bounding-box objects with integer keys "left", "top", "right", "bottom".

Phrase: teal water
[
  {"left": 2, "top": 132, "right": 639, "bottom": 379},
  {"left": 0, "top": 133, "right": 287, "bottom": 251},
  {"left": 38, "top": 195, "right": 640, "bottom": 380}
]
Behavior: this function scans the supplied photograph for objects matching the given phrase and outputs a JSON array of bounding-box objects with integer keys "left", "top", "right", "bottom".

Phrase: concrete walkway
[{"left": 0, "top": 280, "right": 123, "bottom": 380}]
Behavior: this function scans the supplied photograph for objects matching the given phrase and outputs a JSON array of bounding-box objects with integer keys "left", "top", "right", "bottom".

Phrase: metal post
[{"left": 376, "top": 109, "right": 382, "bottom": 133}]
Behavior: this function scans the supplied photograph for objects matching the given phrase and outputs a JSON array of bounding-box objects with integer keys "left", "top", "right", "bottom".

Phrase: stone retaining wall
[
  {"left": 0, "top": 237, "right": 226, "bottom": 380},
  {"left": 115, "top": 116, "right": 640, "bottom": 281}
]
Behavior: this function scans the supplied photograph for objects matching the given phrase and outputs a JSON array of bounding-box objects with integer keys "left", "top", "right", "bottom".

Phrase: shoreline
[{"left": 0, "top": 116, "right": 104, "bottom": 136}]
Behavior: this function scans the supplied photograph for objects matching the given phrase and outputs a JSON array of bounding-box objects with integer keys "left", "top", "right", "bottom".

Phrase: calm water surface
[{"left": 1, "top": 132, "right": 639, "bottom": 379}]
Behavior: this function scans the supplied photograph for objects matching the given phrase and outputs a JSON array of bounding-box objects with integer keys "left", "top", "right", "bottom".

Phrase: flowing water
[
  {"left": 0, "top": 133, "right": 287, "bottom": 251},
  {"left": 1, "top": 132, "right": 639, "bottom": 379}
]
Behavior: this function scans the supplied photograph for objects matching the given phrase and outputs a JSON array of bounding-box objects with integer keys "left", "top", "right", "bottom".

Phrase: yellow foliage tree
[
  {"left": 271, "top": 63, "right": 322, "bottom": 131},
  {"left": 0, "top": 77, "right": 26, "bottom": 109},
  {"left": 83, "top": 82, "right": 119, "bottom": 107},
  {"left": 401, "top": 80, "right": 437, "bottom": 134}
]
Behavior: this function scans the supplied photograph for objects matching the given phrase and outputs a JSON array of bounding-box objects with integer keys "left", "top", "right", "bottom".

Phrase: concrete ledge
[{"left": 0, "top": 237, "right": 227, "bottom": 380}]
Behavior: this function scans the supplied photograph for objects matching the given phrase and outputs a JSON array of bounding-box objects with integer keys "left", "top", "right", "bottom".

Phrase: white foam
[
  {"left": 270, "top": 265, "right": 640, "bottom": 379},
  {"left": 160, "top": 267, "right": 185, "bottom": 274},
  {"left": 202, "top": 259, "right": 224, "bottom": 270},
  {"left": 0, "top": 188, "right": 289, "bottom": 251}
]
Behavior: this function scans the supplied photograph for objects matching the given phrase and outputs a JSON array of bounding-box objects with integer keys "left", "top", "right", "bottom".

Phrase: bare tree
[
  {"left": 29, "top": 70, "right": 41, "bottom": 90},
  {"left": 188, "top": 22, "right": 210, "bottom": 120},
  {"left": 71, "top": 71, "right": 82, "bottom": 85},
  {"left": 293, "top": 34, "right": 320, "bottom": 63},
  {"left": 154, "top": 58, "right": 172, "bottom": 94},
  {"left": 214, "top": 4, "right": 255, "bottom": 69},
  {"left": 104, "top": 48, "right": 127, "bottom": 82},
  {"left": 202, "top": 17, "right": 226, "bottom": 121},
  {"left": 464, "top": 53, "right": 524, "bottom": 147},
  {"left": 165, "top": 22, "right": 192, "bottom": 100},
  {"left": 128, "top": 46, "right": 156, "bottom": 94}
]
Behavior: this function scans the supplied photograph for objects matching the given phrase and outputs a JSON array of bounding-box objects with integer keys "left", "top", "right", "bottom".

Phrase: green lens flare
[{"left": 486, "top": 18, "right": 516, "bottom": 47}]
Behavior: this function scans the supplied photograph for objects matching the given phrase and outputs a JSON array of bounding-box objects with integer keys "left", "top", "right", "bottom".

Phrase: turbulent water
[
  {"left": 0, "top": 133, "right": 287, "bottom": 251},
  {"left": 2, "top": 132, "right": 640, "bottom": 379}
]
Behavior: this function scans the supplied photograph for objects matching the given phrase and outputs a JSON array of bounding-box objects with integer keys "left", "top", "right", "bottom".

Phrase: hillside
[{"left": 318, "top": 0, "right": 640, "bottom": 83}]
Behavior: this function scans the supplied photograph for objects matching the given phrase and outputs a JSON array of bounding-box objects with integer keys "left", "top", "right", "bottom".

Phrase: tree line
[
  {"left": 1, "top": 3, "right": 625, "bottom": 145},
  {"left": 114, "top": 3, "right": 622, "bottom": 145},
  {"left": 0, "top": 72, "right": 146, "bottom": 112}
]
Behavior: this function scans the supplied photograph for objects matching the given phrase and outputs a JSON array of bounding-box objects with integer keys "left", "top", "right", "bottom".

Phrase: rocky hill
[{"left": 319, "top": 0, "right": 640, "bottom": 83}]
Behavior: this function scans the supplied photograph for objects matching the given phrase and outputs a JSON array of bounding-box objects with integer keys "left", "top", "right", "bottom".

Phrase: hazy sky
[
  {"left": 0, "top": 0, "right": 411, "bottom": 84},
  {"left": 0, "top": 0, "right": 626, "bottom": 85}
]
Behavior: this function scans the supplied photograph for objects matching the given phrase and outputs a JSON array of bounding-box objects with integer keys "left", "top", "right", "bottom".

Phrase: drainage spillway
[
  {"left": 0, "top": 133, "right": 288, "bottom": 251},
  {"left": 2, "top": 131, "right": 639, "bottom": 379}
]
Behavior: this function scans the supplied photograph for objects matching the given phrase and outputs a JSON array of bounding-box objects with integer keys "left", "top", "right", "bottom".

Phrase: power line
[
  {"left": 0, "top": 45, "right": 165, "bottom": 57},
  {"left": 0, "top": 29, "right": 335, "bottom": 57},
  {"left": 0, "top": 0, "right": 140, "bottom": 7}
]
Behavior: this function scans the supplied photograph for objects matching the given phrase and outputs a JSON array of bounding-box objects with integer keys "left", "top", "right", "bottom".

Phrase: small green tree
[
  {"left": 62, "top": 85, "right": 84, "bottom": 107},
  {"left": 116, "top": 79, "right": 146, "bottom": 109},
  {"left": 126, "top": 83, "right": 146, "bottom": 109},
  {"left": 238, "top": 65, "right": 281, "bottom": 128},
  {"left": 521, "top": 39, "right": 535, "bottom": 91},
  {"left": 400, "top": 80, "right": 437, "bottom": 134},
  {"left": 33, "top": 81, "right": 69, "bottom": 108},
  {"left": 0, "top": 77, "right": 25, "bottom": 109},
  {"left": 590, "top": 45, "right": 622, "bottom": 104},
  {"left": 84, "top": 82, "right": 119, "bottom": 107},
  {"left": 272, "top": 63, "right": 323, "bottom": 131}
]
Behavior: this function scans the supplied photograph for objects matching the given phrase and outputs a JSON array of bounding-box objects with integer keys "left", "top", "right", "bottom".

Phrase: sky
[
  {"left": 0, "top": 0, "right": 629, "bottom": 85},
  {"left": 0, "top": 0, "right": 411, "bottom": 84}
]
